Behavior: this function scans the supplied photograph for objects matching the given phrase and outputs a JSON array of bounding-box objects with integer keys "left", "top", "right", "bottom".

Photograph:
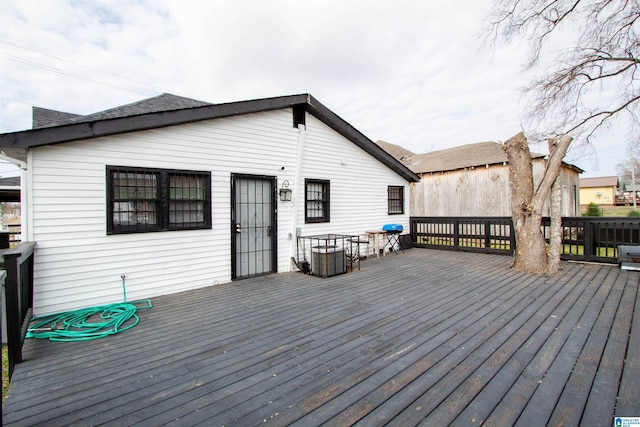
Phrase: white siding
[
  {"left": 296, "top": 115, "right": 409, "bottom": 236},
  {"left": 29, "top": 109, "right": 411, "bottom": 315}
]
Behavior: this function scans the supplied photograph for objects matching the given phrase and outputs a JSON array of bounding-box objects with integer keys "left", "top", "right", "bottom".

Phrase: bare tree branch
[
  {"left": 564, "top": 94, "right": 640, "bottom": 137},
  {"left": 486, "top": 0, "right": 640, "bottom": 140},
  {"left": 487, "top": 0, "right": 639, "bottom": 274}
]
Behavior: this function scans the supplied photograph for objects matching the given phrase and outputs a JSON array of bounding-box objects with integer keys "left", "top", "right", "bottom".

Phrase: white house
[{"left": 0, "top": 94, "right": 419, "bottom": 315}]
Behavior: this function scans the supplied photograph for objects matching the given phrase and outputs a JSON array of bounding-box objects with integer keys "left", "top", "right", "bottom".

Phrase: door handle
[{"left": 235, "top": 223, "right": 242, "bottom": 233}]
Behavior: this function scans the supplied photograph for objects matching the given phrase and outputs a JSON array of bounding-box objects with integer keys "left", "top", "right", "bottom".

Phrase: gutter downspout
[{"left": 289, "top": 124, "right": 306, "bottom": 270}]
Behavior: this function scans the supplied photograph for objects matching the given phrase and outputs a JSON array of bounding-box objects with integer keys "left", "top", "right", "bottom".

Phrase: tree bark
[
  {"left": 504, "top": 132, "right": 548, "bottom": 273},
  {"left": 547, "top": 136, "right": 569, "bottom": 274},
  {"left": 503, "top": 132, "right": 573, "bottom": 274},
  {"left": 548, "top": 174, "right": 562, "bottom": 274}
]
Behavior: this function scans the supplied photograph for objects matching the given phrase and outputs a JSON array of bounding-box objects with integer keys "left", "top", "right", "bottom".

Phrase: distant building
[
  {"left": 579, "top": 176, "right": 619, "bottom": 206},
  {"left": 0, "top": 176, "right": 21, "bottom": 242},
  {"left": 617, "top": 180, "right": 639, "bottom": 206},
  {"left": 0, "top": 176, "right": 20, "bottom": 203},
  {"left": 379, "top": 141, "right": 583, "bottom": 216},
  {"left": 376, "top": 140, "right": 415, "bottom": 161}
]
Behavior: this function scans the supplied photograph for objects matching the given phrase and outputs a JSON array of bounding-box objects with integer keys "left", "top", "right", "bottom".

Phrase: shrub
[
  {"left": 583, "top": 202, "right": 602, "bottom": 216},
  {"left": 628, "top": 210, "right": 640, "bottom": 217}
]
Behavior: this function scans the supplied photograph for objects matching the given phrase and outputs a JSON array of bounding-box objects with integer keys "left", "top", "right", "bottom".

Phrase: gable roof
[
  {"left": 392, "top": 141, "right": 583, "bottom": 175},
  {"left": 0, "top": 176, "right": 20, "bottom": 187},
  {"left": 32, "top": 94, "right": 211, "bottom": 129},
  {"left": 0, "top": 176, "right": 20, "bottom": 202},
  {"left": 399, "top": 141, "right": 545, "bottom": 174},
  {"left": 0, "top": 93, "right": 419, "bottom": 182},
  {"left": 32, "top": 107, "right": 83, "bottom": 129},
  {"left": 579, "top": 176, "right": 619, "bottom": 188},
  {"left": 375, "top": 140, "right": 415, "bottom": 160}
]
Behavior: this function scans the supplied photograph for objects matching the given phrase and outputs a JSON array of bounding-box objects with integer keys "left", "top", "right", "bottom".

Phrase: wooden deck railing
[
  {"left": 410, "top": 217, "right": 515, "bottom": 256},
  {"left": 1, "top": 268, "right": 6, "bottom": 409},
  {"left": 410, "top": 216, "right": 640, "bottom": 263},
  {"left": 2, "top": 241, "right": 36, "bottom": 378},
  {"left": 0, "top": 224, "right": 22, "bottom": 250}
]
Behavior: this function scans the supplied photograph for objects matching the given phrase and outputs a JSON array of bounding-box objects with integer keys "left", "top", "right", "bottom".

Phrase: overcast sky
[{"left": 0, "top": 0, "right": 626, "bottom": 178}]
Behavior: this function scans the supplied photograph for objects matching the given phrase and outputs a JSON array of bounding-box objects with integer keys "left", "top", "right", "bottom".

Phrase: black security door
[{"left": 231, "top": 174, "right": 277, "bottom": 279}]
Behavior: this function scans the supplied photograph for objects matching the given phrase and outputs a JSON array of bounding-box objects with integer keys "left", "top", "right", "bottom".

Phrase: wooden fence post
[
  {"left": 2, "top": 242, "right": 36, "bottom": 379},
  {"left": 454, "top": 219, "right": 460, "bottom": 251},
  {"left": 0, "top": 269, "right": 5, "bottom": 427},
  {"left": 4, "top": 248, "right": 22, "bottom": 377}
]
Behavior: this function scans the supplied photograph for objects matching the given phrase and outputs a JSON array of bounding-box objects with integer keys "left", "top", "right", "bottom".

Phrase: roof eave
[
  {"left": 305, "top": 95, "right": 420, "bottom": 182},
  {"left": 413, "top": 157, "right": 583, "bottom": 175},
  {"left": 0, "top": 94, "right": 310, "bottom": 150},
  {"left": 562, "top": 162, "right": 584, "bottom": 174},
  {"left": 0, "top": 93, "right": 420, "bottom": 183}
]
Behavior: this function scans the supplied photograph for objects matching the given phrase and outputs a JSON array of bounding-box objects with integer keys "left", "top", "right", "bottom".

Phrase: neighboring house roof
[
  {"left": 579, "top": 176, "right": 619, "bottom": 188},
  {"left": 0, "top": 93, "right": 420, "bottom": 183},
  {"left": 375, "top": 140, "right": 415, "bottom": 160},
  {"left": 399, "top": 141, "right": 545, "bottom": 174},
  {"left": 0, "top": 176, "right": 20, "bottom": 187},
  {"left": 384, "top": 140, "right": 583, "bottom": 175},
  {"left": 0, "top": 176, "right": 20, "bottom": 203}
]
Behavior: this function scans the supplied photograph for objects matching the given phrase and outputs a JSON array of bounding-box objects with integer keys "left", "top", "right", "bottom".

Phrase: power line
[
  {"left": 0, "top": 40, "right": 188, "bottom": 99},
  {"left": 0, "top": 40, "right": 167, "bottom": 93},
  {"left": 0, "top": 52, "right": 153, "bottom": 97},
  {"left": 0, "top": 96, "right": 37, "bottom": 107}
]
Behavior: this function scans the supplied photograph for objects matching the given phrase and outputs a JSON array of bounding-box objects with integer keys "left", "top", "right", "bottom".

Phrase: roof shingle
[
  {"left": 399, "top": 141, "right": 546, "bottom": 174},
  {"left": 579, "top": 176, "right": 619, "bottom": 188},
  {"left": 31, "top": 93, "right": 212, "bottom": 129}
]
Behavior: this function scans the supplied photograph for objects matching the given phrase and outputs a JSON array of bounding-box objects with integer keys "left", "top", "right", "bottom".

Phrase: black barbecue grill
[{"left": 382, "top": 223, "right": 404, "bottom": 254}]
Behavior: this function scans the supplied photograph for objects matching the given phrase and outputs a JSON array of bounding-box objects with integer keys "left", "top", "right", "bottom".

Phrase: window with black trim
[
  {"left": 305, "top": 179, "right": 330, "bottom": 223},
  {"left": 388, "top": 186, "right": 404, "bottom": 214},
  {"left": 107, "top": 166, "right": 211, "bottom": 234}
]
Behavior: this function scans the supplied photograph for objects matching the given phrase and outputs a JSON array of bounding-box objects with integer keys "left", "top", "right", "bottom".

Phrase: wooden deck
[{"left": 3, "top": 249, "right": 639, "bottom": 426}]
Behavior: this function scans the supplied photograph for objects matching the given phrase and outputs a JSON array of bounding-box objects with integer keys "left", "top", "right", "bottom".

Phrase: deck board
[
  {"left": 515, "top": 266, "right": 618, "bottom": 427},
  {"left": 453, "top": 263, "right": 600, "bottom": 426},
  {"left": 617, "top": 271, "right": 640, "bottom": 416},
  {"left": 387, "top": 264, "right": 596, "bottom": 426},
  {"left": 2, "top": 249, "right": 639, "bottom": 426},
  {"left": 547, "top": 267, "right": 625, "bottom": 427},
  {"left": 581, "top": 272, "right": 638, "bottom": 425}
]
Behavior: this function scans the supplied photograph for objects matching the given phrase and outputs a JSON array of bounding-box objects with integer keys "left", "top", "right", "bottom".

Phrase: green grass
[
  {"left": 417, "top": 237, "right": 511, "bottom": 250},
  {"left": 580, "top": 205, "right": 639, "bottom": 217},
  {"left": 563, "top": 244, "right": 617, "bottom": 257},
  {"left": 418, "top": 237, "right": 617, "bottom": 258}
]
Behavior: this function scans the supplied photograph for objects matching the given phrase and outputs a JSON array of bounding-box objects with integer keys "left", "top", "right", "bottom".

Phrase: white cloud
[{"left": 0, "top": 0, "right": 627, "bottom": 177}]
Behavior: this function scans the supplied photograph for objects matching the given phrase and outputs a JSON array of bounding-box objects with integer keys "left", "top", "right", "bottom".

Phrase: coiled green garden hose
[{"left": 26, "top": 299, "right": 153, "bottom": 342}]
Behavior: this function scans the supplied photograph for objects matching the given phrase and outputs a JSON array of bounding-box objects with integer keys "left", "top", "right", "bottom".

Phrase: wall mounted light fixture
[{"left": 279, "top": 180, "right": 292, "bottom": 201}]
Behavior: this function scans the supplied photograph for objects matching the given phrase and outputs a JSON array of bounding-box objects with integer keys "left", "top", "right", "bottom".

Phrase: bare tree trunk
[
  {"left": 544, "top": 135, "right": 573, "bottom": 273},
  {"left": 504, "top": 132, "right": 573, "bottom": 274},
  {"left": 548, "top": 174, "right": 562, "bottom": 274},
  {"left": 504, "top": 132, "right": 548, "bottom": 273}
]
